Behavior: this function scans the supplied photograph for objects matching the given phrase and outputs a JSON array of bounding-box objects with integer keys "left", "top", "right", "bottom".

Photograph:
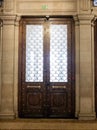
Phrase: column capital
[
  {"left": 73, "top": 14, "right": 95, "bottom": 25},
  {"left": 0, "top": 14, "right": 17, "bottom": 25}
]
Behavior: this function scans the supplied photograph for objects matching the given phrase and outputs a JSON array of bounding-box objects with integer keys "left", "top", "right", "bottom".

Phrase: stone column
[
  {"left": 73, "top": 16, "right": 80, "bottom": 118},
  {"left": 91, "top": 16, "right": 96, "bottom": 119},
  {"left": 74, "top": 14, "right": 96, "bottom": 120},
  {"left": 0, "top": 20, "right": 3, "bottom": 117},
  {"left": 13, "top": 16, "right": 21, "bottom": 118},
  {"left": 0, "top": 15, "right": 16, "bottom": 119}
]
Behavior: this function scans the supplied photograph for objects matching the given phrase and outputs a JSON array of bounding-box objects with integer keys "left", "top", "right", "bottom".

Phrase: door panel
[
  {"left": 26, "top": 25, "right": 43, "bottom": 82},
  {"left": 50, "top": 24, "right": 68, "bottom": 82},
  {"left": 18, "top": 17, "right": 75, "bottom": 118}
]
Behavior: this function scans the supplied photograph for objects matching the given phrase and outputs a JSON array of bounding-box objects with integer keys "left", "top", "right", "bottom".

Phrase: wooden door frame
[
  {"left": 18, "top": 16, "right": 75, "bottom": 118},
  {"left": 94, "top": 19, "right": 97, "bottom": 116}
]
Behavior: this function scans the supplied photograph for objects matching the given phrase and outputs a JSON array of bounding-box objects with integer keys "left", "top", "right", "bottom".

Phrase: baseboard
[
  {"left": 78, "top": 112, "right": 96, "bottom": 120},
  {"left": 0, "top": 112, "right": 15, "bottom": 119}
]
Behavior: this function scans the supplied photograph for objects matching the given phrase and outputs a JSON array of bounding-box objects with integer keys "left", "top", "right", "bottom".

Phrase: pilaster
[
  {"left": 14, "top": 16, "right": 21, "bottom": 118},
  {"left": 0, "top": 15, "right": 17, "bottom": 119},
  {"left": 74, "top": 14, "right": 96, "bottom": 120},
  {"left": 77, "top": 0, "right": 91, "bottom": 14},
  {"left": 3, "top": 0, "right": 15, "bottom": 14},
  {"left": 0, "top": 20, "right": 3, "bottom": 116}
]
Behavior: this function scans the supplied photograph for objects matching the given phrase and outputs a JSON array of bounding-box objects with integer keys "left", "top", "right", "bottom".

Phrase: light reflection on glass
[
  {"left": 50, "top": 25, "right": 68, "bottom": 82},
  {"left": 26, "top": 25, "right": 43, "bottom": 82},
  {"left": 94, "top": 0, "right": 97, "bottom": 6}
]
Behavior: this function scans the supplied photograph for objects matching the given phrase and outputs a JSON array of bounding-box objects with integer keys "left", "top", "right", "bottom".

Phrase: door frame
[
  {"left": 94, "top": 19, "right": 97, "bottom": 116},
  {"left": 18, "top": 16, "right": 75, "bottom": 118}
]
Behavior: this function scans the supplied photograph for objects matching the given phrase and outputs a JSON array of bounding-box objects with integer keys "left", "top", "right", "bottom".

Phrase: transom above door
[{"left": 18, "top": 17, "right": 75, "bottom": 118}]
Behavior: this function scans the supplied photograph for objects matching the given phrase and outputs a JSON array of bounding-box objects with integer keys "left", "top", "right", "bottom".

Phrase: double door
[{"left": 18, "top": 17, "right": 75, "bottom": 118}]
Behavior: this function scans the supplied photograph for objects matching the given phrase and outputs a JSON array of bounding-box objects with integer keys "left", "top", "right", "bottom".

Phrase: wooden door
[{"left": 18, "top": 17, "right": 75, "bottom": 118}]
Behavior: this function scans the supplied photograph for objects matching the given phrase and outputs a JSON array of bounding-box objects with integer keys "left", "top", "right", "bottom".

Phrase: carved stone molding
[
  {"left": 0, "top": 15, "right": 16, "bottom": 25},
  {"left": 74, "top": 14, "right": 95, "bottom": 25},
  {"left": 79, "top": 113, "right": 96, "bottom": 120},
  {"left": 0, "top": 113, "right": 15, "bottom": 119},
  {"left": 73, "top": 15, "right": 80, "bottom": 26},
  {"left": 15, "top": 15, "right": 21, "bottom": 26}
]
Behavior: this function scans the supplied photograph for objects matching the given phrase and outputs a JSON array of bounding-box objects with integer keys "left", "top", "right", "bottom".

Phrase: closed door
[{"left": 18, "top": 17, "right": 75, "bottom": 118}]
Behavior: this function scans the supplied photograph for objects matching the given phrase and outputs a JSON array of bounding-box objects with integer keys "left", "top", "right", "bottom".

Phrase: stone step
[{"left": 0, "top": 119, "right": 97, "bottom": 130}]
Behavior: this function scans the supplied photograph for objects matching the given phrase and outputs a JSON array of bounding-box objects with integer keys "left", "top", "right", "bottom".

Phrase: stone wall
[{"left": 0, "top": 0, "right": 96, "bottom": 120}]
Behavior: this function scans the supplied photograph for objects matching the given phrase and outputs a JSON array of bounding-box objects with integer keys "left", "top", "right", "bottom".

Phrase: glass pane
[
  {"left": 50, "top": 25, "right": 68, "bottom": 82},
  {"left": 26, "top": 25, "right": 43, "bottom": 82},
  {"left": 94, "top": 0, "right": 97, "bottom": 6}
]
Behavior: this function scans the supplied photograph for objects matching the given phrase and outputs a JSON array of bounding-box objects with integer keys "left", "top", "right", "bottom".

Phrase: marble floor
[{"left": 0, "top": 119, "right": 97, "bottom": 130}]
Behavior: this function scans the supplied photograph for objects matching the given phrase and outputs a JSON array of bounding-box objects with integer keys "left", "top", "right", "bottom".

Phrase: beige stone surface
[
  {"left": 0, "top": 0, "right": 97, "bottom": 120},
  {"left": 15, "top": 0, "right": 77, "bottom": 15},
  {"left": 0, "top": 119, "right": 97, "bottom": 130}
]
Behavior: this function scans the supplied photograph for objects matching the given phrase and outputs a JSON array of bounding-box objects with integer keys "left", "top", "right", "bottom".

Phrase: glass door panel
[
  {"left": 26, "top": 25, "right": 43, "bottom": 82},
  {"left": 50, "top": 25, "right": 68, "bottom": 82}
]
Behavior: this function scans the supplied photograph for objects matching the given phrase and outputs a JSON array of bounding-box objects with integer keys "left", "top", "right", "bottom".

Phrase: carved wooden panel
[
  {"left": 50, "top": 92, "right": 67, "bottom": 115},
  {"left": 27, "top": 93, "right": 42, "bottom": 107}
]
